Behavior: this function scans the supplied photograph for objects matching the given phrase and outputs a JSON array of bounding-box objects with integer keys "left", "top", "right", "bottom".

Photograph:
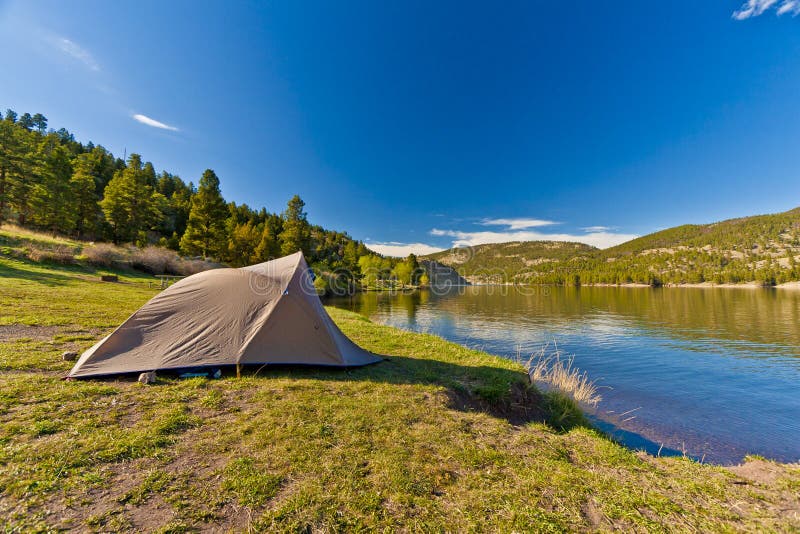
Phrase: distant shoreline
[
  {"left": 456, "top": 281, "right": 800, "bottom": 290},
  {"left": 584, "top": 281, "right": 800, "bottom": 290}
]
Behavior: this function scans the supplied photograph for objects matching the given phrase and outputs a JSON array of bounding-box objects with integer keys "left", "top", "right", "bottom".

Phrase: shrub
[
  {"left": 177, "top": 258, "right": 222, "bottom": 276},
  {"left": 313, "top": 274, "right": 330, "bottom": 296},
  {"left": 83, "top": 243, "right": 125, "bottom": 267},
  {"left": 130, "top": 246, "right": 181, "bottom": 275},
  {"left": 26, "top": 245, "right": 76, "bottom": 264}
]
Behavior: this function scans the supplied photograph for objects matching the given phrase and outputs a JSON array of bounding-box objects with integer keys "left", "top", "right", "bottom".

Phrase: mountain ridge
[{"left": 423, "top": 207, "right": 800, "bottom": 286}]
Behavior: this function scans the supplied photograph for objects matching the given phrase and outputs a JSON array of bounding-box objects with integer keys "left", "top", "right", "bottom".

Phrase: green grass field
[{"left": 1, "top": 254, "right": 799, "bottom": 532}]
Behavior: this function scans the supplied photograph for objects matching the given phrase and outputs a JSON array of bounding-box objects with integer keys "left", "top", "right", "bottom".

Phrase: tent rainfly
[{"left": 68, "top": 252, "right": 381, "bottom": 378}]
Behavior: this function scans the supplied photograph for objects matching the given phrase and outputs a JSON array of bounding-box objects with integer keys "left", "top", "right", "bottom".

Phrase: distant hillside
[
  {"left": 420, "top": 260, "right": 471, "bottom": 288},
  {"left": 424, "top": 208, "right": 800, "bottom": 286},
  {"left": 605, "top": 207, "right": 800, "bottom": 255},
  {"left": 424, "top": 241, "right": 596, "bottom": 284}
]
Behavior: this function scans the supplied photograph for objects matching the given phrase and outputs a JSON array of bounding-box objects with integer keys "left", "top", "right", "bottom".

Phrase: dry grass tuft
[
  {"left": 524, "top": 343, "right": 601, "bottom": 406},
  {"left": 82, "top": 243, "right": 126, "bottom": 267},
  {"left": 131, "top": 246, "right": 181, "bottom": 275},
  {"left": 178, "top": 257, "right": 223, "bottom": 276},
  {"left": 130, "top": 247, "right": 222, "bottom": 275},
  {"left": 26, "top": 245, "right": 77, "bottom": 264}
]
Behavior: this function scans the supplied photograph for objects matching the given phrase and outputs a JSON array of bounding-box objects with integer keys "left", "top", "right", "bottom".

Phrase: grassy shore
[{"left": 1, "top": 256, "right": 799, "bottom": 532}]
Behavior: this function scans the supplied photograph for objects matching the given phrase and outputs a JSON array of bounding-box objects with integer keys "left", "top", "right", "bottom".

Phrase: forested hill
[
  {"left": 0, "top": 107, "right": 433, "bottom": 288},
  {"left": 424, "top": 241, "right": 596, "bottom": 284},
  {"left": 605, "top": 208, "right": 800, "bottom": 254},
  {"left": 423, "top": 208, "right": 800, "bottom": 286}
]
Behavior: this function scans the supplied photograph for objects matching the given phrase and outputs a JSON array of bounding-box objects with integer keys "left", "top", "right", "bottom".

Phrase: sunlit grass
[
  {"left": 0, "top": 223, "right": 81, "bottom": 247},
  {"left": 1, "top": 245, "right": 799, "bottom": 532}
]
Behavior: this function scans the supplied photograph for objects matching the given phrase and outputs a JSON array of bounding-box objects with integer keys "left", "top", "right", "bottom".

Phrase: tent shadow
[
  {"left": 83, "top": 356, "right": 590, "bottom": 433},
  {"left": 231, "top": 354, "right": 583, "bottom": 430},
  {"left": 82, "top": 354, "right": 590, "bottom": 433}
]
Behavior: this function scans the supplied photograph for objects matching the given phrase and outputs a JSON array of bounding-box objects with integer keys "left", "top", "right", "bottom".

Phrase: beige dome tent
[{"left": 68, "top": 252, "right": 380, "bottom": 378}]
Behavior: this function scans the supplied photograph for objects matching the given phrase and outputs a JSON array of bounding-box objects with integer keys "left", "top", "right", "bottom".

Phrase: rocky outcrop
[{"left": 420, "top": 260, "right": 470, "bottom": 289}]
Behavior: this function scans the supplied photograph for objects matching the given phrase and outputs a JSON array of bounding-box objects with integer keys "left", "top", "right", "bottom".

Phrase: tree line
[
  {"left": 0, "top": 108, "right": 425, "bottom": 289},
  {"left": 439, "top": 244, "right": 800, "bottom": 287},
  {"left": 432, "top": 214, "right": 800, "bottom": 287}
]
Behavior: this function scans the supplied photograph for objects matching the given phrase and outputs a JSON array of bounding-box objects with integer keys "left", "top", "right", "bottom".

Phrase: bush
[
  {"left": 177, "top": 258, "right": 223, "bottom": 276},
  {"left": 26, "top": 245, "right": 76, "bottom": 264},
  {"left": 83, "top": 243, "right": 125, "bottom": 267},
  {"left": 313, "top": 275, "right": 330, "bottom": 296},
  {"left": 130, "top": 246, "right": 181, "bottom": 275}
]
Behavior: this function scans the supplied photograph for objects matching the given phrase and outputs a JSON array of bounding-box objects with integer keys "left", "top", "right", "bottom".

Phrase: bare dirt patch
[
  {"left": 727, "top": 459, "right": 798, "bottom": 485},
  {"left": 445, "top": 382, "right": 547, "bottom": 426},
  {"left": 0, "top": 324, "right": 63, "bottom": 341},
  {"left": 0, "top": 324, "right": 102, "bottom": 343},
  {"left": 726, "top": 460, "right": 800, "bottom": 524},
  {"left": 580, "top": 498, "right": 604, "bottom": 528}
]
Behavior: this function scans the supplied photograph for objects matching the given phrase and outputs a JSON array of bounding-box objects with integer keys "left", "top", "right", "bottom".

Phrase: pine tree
[
  {"left": 29, "top": 137, "right": 75, "bottom": 233},
  {"left": 70, "top": 154, "right": 101, "bottom": 237},
  {"left": 227, "top": 221, "right": 261, "bottom": 266},
  {"left": 18, "top": 113, "right": 34, "bottom": 131},
  {"left": 279, "top": 195, "right": 310, "bottom": 256},
  {"left": 31, "top": 113, "right": 47, "bottom": 134},
  {"left": 180, "top": 169, "right": 228, "bottom": 258},
  {"left": 0, "top": 120, "right": 23, "bottom": 223},
  {"left": 255, "top": 214, "right": 282, "bottom": 261},
  {"left": 100, "top": 154, "right": 165, "bottom": 243},
  {"left": 6, "top": 125, "right": 37, "bottom": 225}
]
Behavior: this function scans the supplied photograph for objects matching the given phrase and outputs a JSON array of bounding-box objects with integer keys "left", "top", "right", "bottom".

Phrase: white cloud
[
  {"left": 132, "top": 114, "right": 179, "bottom": 131},
  {"left": 733, "top": 0, "right": 799, "bottom": 19},
  {"left": 581, "top": 225, "right": 611, "bottom": 233},
  {"left": 49, "top": 36, "right": 100, "bottom": 71},
  {"left": 777, "top": 0, "right": 800, "bottom": 14},
  {"left": 479, "top": 217, "right": 558, "bottom": 230},
  {"left": 430, "top": 228, "right": 638, "bottom": 250},
  {"left": 366, "top": 242, "right": 444, "bottom": 257}
]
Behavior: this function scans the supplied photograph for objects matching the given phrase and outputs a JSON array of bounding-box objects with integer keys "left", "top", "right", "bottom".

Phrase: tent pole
[{"left": 236, "top": 363, "right": 241, "bottom": 379}]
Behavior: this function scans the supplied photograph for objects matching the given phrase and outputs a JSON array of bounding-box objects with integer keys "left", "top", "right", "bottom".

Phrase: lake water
[{"left": 327, "top": 286, "right": 800, "bottom": 464}]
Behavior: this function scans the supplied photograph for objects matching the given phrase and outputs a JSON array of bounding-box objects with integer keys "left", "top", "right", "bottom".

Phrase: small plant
[
  {"left": 222, "top": 457, "right": 283, "bottom": 507},
  {"left": 543, "top": 391, "right": 591, "bottom": 430},
  {"left": 524, "top": 342, "right": 601, "bottom": 406}
]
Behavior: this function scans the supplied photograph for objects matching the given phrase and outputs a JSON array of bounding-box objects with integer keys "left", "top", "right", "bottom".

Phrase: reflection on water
[{"left": 327, "top": 286, "right": 800, "bottom": 464}]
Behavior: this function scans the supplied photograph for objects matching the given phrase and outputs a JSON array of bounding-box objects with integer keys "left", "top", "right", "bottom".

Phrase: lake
[{"left": 327, "top": 285, "right": 800, "bottom": 464}]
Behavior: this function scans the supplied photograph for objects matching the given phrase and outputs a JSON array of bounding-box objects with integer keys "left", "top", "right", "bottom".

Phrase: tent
[{"left": 68, "top": 251, "right": 380, "bottom": 378}]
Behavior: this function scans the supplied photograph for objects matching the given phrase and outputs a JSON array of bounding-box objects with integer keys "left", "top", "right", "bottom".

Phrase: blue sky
[{"left": 1, "top": 0, "right": 799, "bottom": 256}]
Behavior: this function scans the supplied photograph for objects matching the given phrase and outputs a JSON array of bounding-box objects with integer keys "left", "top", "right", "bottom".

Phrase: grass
[
  {"left": 1, "top": 252, "right": 799, "bottom": 531},
  {"left": 524, "top": 343, "right": 602, "bottom": 406},
  {"left": 0, "top": 223, "right": 82, "bottom": 248}
]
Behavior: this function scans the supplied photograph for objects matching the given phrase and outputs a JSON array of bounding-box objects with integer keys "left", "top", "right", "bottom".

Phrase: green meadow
[{"left": 1, "top": 255, "right": 798, "bottom": 532}]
